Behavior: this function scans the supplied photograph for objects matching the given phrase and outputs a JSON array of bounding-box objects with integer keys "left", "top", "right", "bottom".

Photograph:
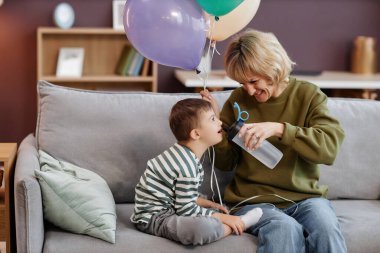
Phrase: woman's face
[{"left": 240, "top": 75, "right": 282, "bottom": 103}]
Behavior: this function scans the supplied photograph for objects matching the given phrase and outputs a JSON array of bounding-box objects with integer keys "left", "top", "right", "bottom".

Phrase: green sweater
[{"left": 214, "top": 77, "right": 345, "bottom": 208}]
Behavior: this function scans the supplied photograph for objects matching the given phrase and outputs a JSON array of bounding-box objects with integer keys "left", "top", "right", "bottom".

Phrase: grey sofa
[{"left": 14, "top": 81, "right": 380, "bottom": 253}]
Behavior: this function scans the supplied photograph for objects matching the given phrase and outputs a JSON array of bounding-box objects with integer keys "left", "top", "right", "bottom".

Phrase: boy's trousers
[{"left": 135, "top": 208, "right": 224, "bottom": 246}]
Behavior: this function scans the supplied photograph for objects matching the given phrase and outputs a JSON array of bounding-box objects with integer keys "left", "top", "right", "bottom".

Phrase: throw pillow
[{"left": 35, "top": 150, "right": 116, "bottom": 243}]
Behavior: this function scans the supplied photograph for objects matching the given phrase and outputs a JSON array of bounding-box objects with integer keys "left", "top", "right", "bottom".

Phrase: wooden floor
[{"left": 0, "top": 242, "right": 5, "bottom": 253}]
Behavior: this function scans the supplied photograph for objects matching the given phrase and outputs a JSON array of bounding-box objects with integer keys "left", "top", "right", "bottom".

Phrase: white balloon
[{"left": 205, "top": 0, "right": 261, "bottom": 41}]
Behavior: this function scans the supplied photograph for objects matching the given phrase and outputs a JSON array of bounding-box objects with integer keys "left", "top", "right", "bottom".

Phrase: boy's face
[{"left": 197, "top": 109, "right": 223, "bottom": 146}]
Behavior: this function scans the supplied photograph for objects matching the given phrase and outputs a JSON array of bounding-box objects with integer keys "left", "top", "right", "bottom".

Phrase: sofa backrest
[
  {"left": 36, "top": 81, "right": 380, "bottom": 203},
  {"left": 320, "top": 98, "right": 380, "bottom": 200}
]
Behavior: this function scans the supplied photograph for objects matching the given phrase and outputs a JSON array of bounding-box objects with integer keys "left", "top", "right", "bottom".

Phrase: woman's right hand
[
  {"left": 239, "top": 122, "right": 285, "bottom": 150},
  {"left": 200, "top": 89, "right": 220, "bottom": 118}
]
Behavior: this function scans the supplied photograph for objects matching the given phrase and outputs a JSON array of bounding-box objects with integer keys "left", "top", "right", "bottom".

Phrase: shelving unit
[
  {"left": 0, "top": 143, "right": 17, "bottom": 253},
  {"left": 37, "top": 27, "right": 158, "bottom": 92},
  {"left": 0, "top": 164, "right": 5, "bottom": 244}
]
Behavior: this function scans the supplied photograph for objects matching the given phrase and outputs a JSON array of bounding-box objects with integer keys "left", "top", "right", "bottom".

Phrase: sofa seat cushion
[
  {"left": 43, "top": 201, "right": 380, "bottom": 253},
  {"left": 43, "top": 204, "right": 258, "bottom": 253},
  {"left": 331, "top": 200, "right": 380, "bottom": 253}
]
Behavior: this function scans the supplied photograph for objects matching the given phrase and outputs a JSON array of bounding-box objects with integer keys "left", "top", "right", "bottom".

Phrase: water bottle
[{"left": 227, "top": 120, "right": 283, "bottom": 169}]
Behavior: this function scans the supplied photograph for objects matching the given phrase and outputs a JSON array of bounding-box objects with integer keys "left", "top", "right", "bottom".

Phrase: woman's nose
[{"left": 247, "top": 86, "right": 256, "bottom": 96}]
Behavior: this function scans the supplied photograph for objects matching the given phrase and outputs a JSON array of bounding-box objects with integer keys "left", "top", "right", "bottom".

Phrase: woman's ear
[{"left": 189, "top": 129, "right": 201, "bottom": 140}]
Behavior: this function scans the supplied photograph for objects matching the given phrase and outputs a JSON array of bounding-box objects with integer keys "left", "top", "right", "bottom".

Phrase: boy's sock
[{"left": 240, "top": 208, "right": 263, "bottom": 229}]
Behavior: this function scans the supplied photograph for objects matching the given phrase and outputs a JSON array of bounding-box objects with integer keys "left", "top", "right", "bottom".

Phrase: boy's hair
[
  {"left": 224, "top": 29, "right": 295, "bottom": 86},
  {"left": 169, "top": 98, "right": 213, "bottom": 142}
]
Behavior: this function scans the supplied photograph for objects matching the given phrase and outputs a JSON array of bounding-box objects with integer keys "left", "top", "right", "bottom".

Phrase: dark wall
[
  {"left": 0, "top": 0, "right": 379, "bottom": 143},
  {"left": 160, "top": 0, "right": 380, "bottom": 92}
]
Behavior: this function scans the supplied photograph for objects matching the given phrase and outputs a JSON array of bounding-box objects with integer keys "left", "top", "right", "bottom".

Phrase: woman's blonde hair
[{"left": 224, "top": 29, "right": 295, "bottom": 86}]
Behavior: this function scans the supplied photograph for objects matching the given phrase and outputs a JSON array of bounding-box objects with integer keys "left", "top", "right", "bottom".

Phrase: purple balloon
[{"left": 123, "top": 0, "right": 207, "bottom": 70}]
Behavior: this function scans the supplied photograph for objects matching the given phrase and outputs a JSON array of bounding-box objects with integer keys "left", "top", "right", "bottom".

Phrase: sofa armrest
[{"left": 14, "top": 134, "right": 44, "bottom": 253}]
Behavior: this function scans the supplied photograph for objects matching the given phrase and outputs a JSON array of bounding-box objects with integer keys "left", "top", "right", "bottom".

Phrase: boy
[{"left": 131, "top": 98, "right": 262, "bottom": 245}]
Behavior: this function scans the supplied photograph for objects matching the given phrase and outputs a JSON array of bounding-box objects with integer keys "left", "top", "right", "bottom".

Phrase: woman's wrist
[
  {"left": 197, "top": 197, "right": 216, "bottom": 208},
  {"left": 275, "top": 123, "right": 285, "bottom": 138}
]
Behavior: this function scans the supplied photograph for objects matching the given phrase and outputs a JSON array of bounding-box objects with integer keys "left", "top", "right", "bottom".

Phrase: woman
[{"left": 201, "top": 29, "right": 347, "bottom": 253}]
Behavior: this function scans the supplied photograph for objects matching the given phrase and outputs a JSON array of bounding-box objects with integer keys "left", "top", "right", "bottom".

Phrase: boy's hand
[
  {"left": 213, "top": 213, "right": 245, "bottom": 235},
  {"left": 200, "top": 89, "right": 220, "bottom": 118}
]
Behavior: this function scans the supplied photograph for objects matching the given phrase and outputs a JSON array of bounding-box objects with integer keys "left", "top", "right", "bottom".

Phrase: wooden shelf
[
  {"left": 38, "top": 27, "right": 126, "bottom": 35},
  {"left": 0, "top": 168, "right": 4, "bottom": 242},
  {"left": 43, "top": 75, "right": 155, "bottom": 83},
  {"left": 37, "top": 27, "right": 158, "bottom": 92},
  {"left": 0, "top": 143, "right": 17, "bottom": 253},
  {"left": 175, "top": 70, "right": 380, "bottom": 89}
]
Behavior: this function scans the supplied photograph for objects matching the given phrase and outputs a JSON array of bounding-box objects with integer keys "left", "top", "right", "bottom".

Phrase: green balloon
[{"left": 196, "top": 0, "right": 244, "bottom": 16}]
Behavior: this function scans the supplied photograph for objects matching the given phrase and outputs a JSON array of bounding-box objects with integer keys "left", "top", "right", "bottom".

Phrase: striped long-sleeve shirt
[{"left": 131, "top": 143, "right": 214, "bottom": 224}]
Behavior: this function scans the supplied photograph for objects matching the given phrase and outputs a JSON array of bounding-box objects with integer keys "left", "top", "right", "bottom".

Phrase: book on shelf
[
  {"left": 141, "top": 58, "right": 150, "bottom": 76},
  {"left": 127, "top": 51, "right": 140, "bottom": 76},
  {"left": 0, "top": 164, "right": 3, "bottom": 188},
  {"left": 115, "top": 46, "right": 136, "bottom": 76},
  {"left": 115, "top": 46, "right": 150, "bottom": 77},
  {"left": 129, "top": 53, "right": 145, "bottom": 76},
  {"left": 115, "top": 45, "right": 129, "bottom": 75}
]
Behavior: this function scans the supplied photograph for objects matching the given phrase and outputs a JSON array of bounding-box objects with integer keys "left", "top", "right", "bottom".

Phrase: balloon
[
  {"left": 196, "top": 0, "right": 243, "bottom": 17},
  {"left": 123, "top": 0, "right": 207, "bottom": 70},
  {"left": 206, "top": 0, "right": 261, "bottom": 41}
]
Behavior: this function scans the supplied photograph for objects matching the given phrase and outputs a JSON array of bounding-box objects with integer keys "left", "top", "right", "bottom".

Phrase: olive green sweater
[{"left": 214, "top": 77, "right": 345, "bottom": 208}]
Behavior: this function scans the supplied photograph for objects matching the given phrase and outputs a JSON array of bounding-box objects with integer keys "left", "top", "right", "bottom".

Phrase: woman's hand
[
  {"left": 210, "top": 202, "right": 229, "bottom": 214},
  {"left": 197, "top": 197, "right": 229, "bottom": 214},
  {"left": 239, "top": 122, "right": 285, "bottom": 150},
  {"left": 200, "top": 89, "right": 220, "bottom": 118}
]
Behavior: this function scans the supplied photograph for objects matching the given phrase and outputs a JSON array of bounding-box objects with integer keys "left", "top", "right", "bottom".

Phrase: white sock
[{"left": 240, "top": 208, "right": 263, "bottom": 229}]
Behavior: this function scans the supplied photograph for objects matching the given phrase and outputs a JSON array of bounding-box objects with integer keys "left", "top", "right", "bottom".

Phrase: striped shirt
[{"left": 131, "top": 143, "right": 214, "bottom": 224}]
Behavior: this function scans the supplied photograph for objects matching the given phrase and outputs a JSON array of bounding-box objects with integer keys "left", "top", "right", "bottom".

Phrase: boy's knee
[{"left": 176, "top": 217, "right": 223, "bottom": 245}]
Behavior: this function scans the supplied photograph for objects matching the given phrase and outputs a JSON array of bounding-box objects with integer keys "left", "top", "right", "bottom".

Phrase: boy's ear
[{"left": 189, "top": 129, "right": 201, "bottom": 140}]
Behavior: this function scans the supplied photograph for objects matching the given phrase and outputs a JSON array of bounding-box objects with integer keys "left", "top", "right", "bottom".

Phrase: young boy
[{"left": 131, "top": 98, "right": 262, "bottom": 246}]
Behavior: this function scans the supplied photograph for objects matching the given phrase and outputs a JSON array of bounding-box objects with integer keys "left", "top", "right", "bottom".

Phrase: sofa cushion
[
  {"left": 36, "top": 81, "right": 380, "bottom": 202},
  {"left": 35, "top": 150, "right": 116, "bottom": 243},
  {"left": 36, "top": 81, "right": 232, "bottom": 203},
  {"left": 42, "top": 201, "right": 380, "bottom": 253},
  {"left": 320, "top": 98, "right": 380, "bottom": 200},
  {"left": 332, "top": 200, "right": 380, "bottom": 253},
  {"left": 43, "top": 203, "right": 258, "bottom": 253}
]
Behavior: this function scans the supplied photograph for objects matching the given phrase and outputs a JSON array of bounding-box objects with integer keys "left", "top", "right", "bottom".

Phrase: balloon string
[
  {"left": 213, "top": 43, "right": 221, "bottom": 56},
  {"left": 202, "top": 16, "right": 217, "bottom": 91}
]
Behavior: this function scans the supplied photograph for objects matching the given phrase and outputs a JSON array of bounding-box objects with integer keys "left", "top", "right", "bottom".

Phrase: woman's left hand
[
  {"left": 200, "top": 89, "right": 220, "bottom": 118},
  {"left": 211, "top": 202, "right": 229, "bottom": 214},
  {"left": 239, "top": 122, "right": 285, "bottom": 150}
]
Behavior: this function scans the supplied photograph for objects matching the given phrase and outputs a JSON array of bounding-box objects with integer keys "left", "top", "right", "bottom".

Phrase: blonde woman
[{"left": 201, "top": 30, "right": 347, "bottom": 253}]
